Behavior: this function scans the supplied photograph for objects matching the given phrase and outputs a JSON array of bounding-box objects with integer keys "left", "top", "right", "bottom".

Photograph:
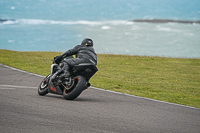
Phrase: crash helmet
[{"left": 81, "top": 38, "right": 93, "bottom": 47}]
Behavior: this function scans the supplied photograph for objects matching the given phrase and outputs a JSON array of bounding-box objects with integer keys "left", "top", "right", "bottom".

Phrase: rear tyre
[
  {"left": 38, "top": 75, "right": 50, "bottom": 96},
  {"left": 63, "top": 76, "right": 86, "bottom": 100}
]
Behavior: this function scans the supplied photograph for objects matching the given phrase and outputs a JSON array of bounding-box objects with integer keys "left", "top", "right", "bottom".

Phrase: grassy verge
[{"left": 0, "top": 49, "right": 200, "bottom": 108}]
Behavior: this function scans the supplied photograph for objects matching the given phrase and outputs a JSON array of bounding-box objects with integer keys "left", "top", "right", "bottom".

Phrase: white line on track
[
  {"left": 0, "top": 63, "right": 199, "bottom": 110},
  {"left": 90, "top": 87, "right": 200, "bottom": 110},
  {"left": 0, "top": 87, "right": 16, "bottom": 90},
  {"left": 0, "top": 84, "right": 37, "bottom": 89}
]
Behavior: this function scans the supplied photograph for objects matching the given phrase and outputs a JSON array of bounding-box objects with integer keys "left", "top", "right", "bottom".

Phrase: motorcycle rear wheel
[
  {"left": 38, "top": 75, "right": 50, "bottom": 96},
  {"left": 63, "top": 76, "right": 86, "bottom": 100}
]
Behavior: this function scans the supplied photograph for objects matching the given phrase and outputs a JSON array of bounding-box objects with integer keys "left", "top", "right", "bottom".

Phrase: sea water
[{"left": 0, "top": 0, "right": 200, "bottom": 58}]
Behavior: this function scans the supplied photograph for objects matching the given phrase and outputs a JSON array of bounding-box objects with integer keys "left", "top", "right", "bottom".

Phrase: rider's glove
[{"left": 54, "top": 56, "right": 63, "bottom": 64}]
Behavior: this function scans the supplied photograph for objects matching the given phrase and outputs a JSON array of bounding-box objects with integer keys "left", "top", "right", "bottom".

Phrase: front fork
[
  {"left": 50, "top": 64, "right": 60, "bottom": 75},
  {"left": 49, "top": 64, "right": 62, "bottom": 83}
]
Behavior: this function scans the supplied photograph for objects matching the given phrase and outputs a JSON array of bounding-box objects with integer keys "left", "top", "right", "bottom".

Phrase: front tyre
[
  {"left": 38, "top": 75, "right": 50, "bottom": 96},
  {"left": 63, "top": 76, "right": 86, "bottom": 100}
]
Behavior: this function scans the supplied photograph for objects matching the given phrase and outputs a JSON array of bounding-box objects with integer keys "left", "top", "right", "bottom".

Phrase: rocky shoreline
[{"left": 133, "top": 19, "right": 200, "bottom": 24}]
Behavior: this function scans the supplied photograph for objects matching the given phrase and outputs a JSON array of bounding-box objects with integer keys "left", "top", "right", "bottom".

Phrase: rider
[{"left": 53, "top": 38, "right": 97, "bottom": 79}]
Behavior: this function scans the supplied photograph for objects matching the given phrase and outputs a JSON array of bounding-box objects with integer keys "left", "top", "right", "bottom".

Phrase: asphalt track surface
[{"left": 0, "top": 64, "right": 200, "bottom": 133}]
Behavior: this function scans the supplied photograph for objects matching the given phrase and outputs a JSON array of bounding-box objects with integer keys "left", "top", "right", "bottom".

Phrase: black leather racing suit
[{"left": 58, "top": 45, "right": 97, "bottom": 77}]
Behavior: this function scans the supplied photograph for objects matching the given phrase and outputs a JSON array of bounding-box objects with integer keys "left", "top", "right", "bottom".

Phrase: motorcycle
[{"left": 38, "top": 57, "right": 98, "bottom": 100}]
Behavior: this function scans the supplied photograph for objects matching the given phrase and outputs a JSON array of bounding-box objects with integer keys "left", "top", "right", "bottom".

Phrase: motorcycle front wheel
[
  {"left": 38, "top": 75, "right": 50, "bottom": 96},
  {"left": 63, "top": 76, "right": 86, "bottom": 100}
]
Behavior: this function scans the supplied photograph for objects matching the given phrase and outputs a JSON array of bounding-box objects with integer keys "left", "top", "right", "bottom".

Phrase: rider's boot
[{"left": 59, "top": 62, "right": 70, "bottom": 79}]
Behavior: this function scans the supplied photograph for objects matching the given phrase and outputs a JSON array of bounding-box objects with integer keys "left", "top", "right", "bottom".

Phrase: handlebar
[{"left": 52, "top": 55, "right": 74, "bottom": 64}]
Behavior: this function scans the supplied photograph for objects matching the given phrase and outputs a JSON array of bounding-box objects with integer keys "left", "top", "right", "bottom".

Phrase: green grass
[{"left": 1, "top": 49, "right": 200, "bottom": 108}]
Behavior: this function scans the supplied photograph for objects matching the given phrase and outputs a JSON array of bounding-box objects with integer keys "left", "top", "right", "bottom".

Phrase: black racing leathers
[
  {"left": 60, "top": 45, "right": 97, "bottom": 66},
  {"left": 56, "top": 45, "right": 97, "bottom": 78},
  {"left": 52, "top": 45, "right": 96, "bottom": 80}
]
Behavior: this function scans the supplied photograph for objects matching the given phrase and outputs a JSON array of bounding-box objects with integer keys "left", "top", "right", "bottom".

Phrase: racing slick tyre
[
  {"left": 63, "top": 76, "right": 86, "bottom": 100},
  {"left": 38, "top": 75, "right": 50, "bottom": 96}
]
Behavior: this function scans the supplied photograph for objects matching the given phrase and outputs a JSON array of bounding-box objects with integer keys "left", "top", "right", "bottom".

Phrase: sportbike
[{"left": 38, "top": 57, "right": 98, "bottom": 100}]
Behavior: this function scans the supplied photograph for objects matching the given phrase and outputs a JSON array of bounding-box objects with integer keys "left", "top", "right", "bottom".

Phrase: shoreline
[{"left": 133, "top": 19, "right": 200, "bottom": 24}]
